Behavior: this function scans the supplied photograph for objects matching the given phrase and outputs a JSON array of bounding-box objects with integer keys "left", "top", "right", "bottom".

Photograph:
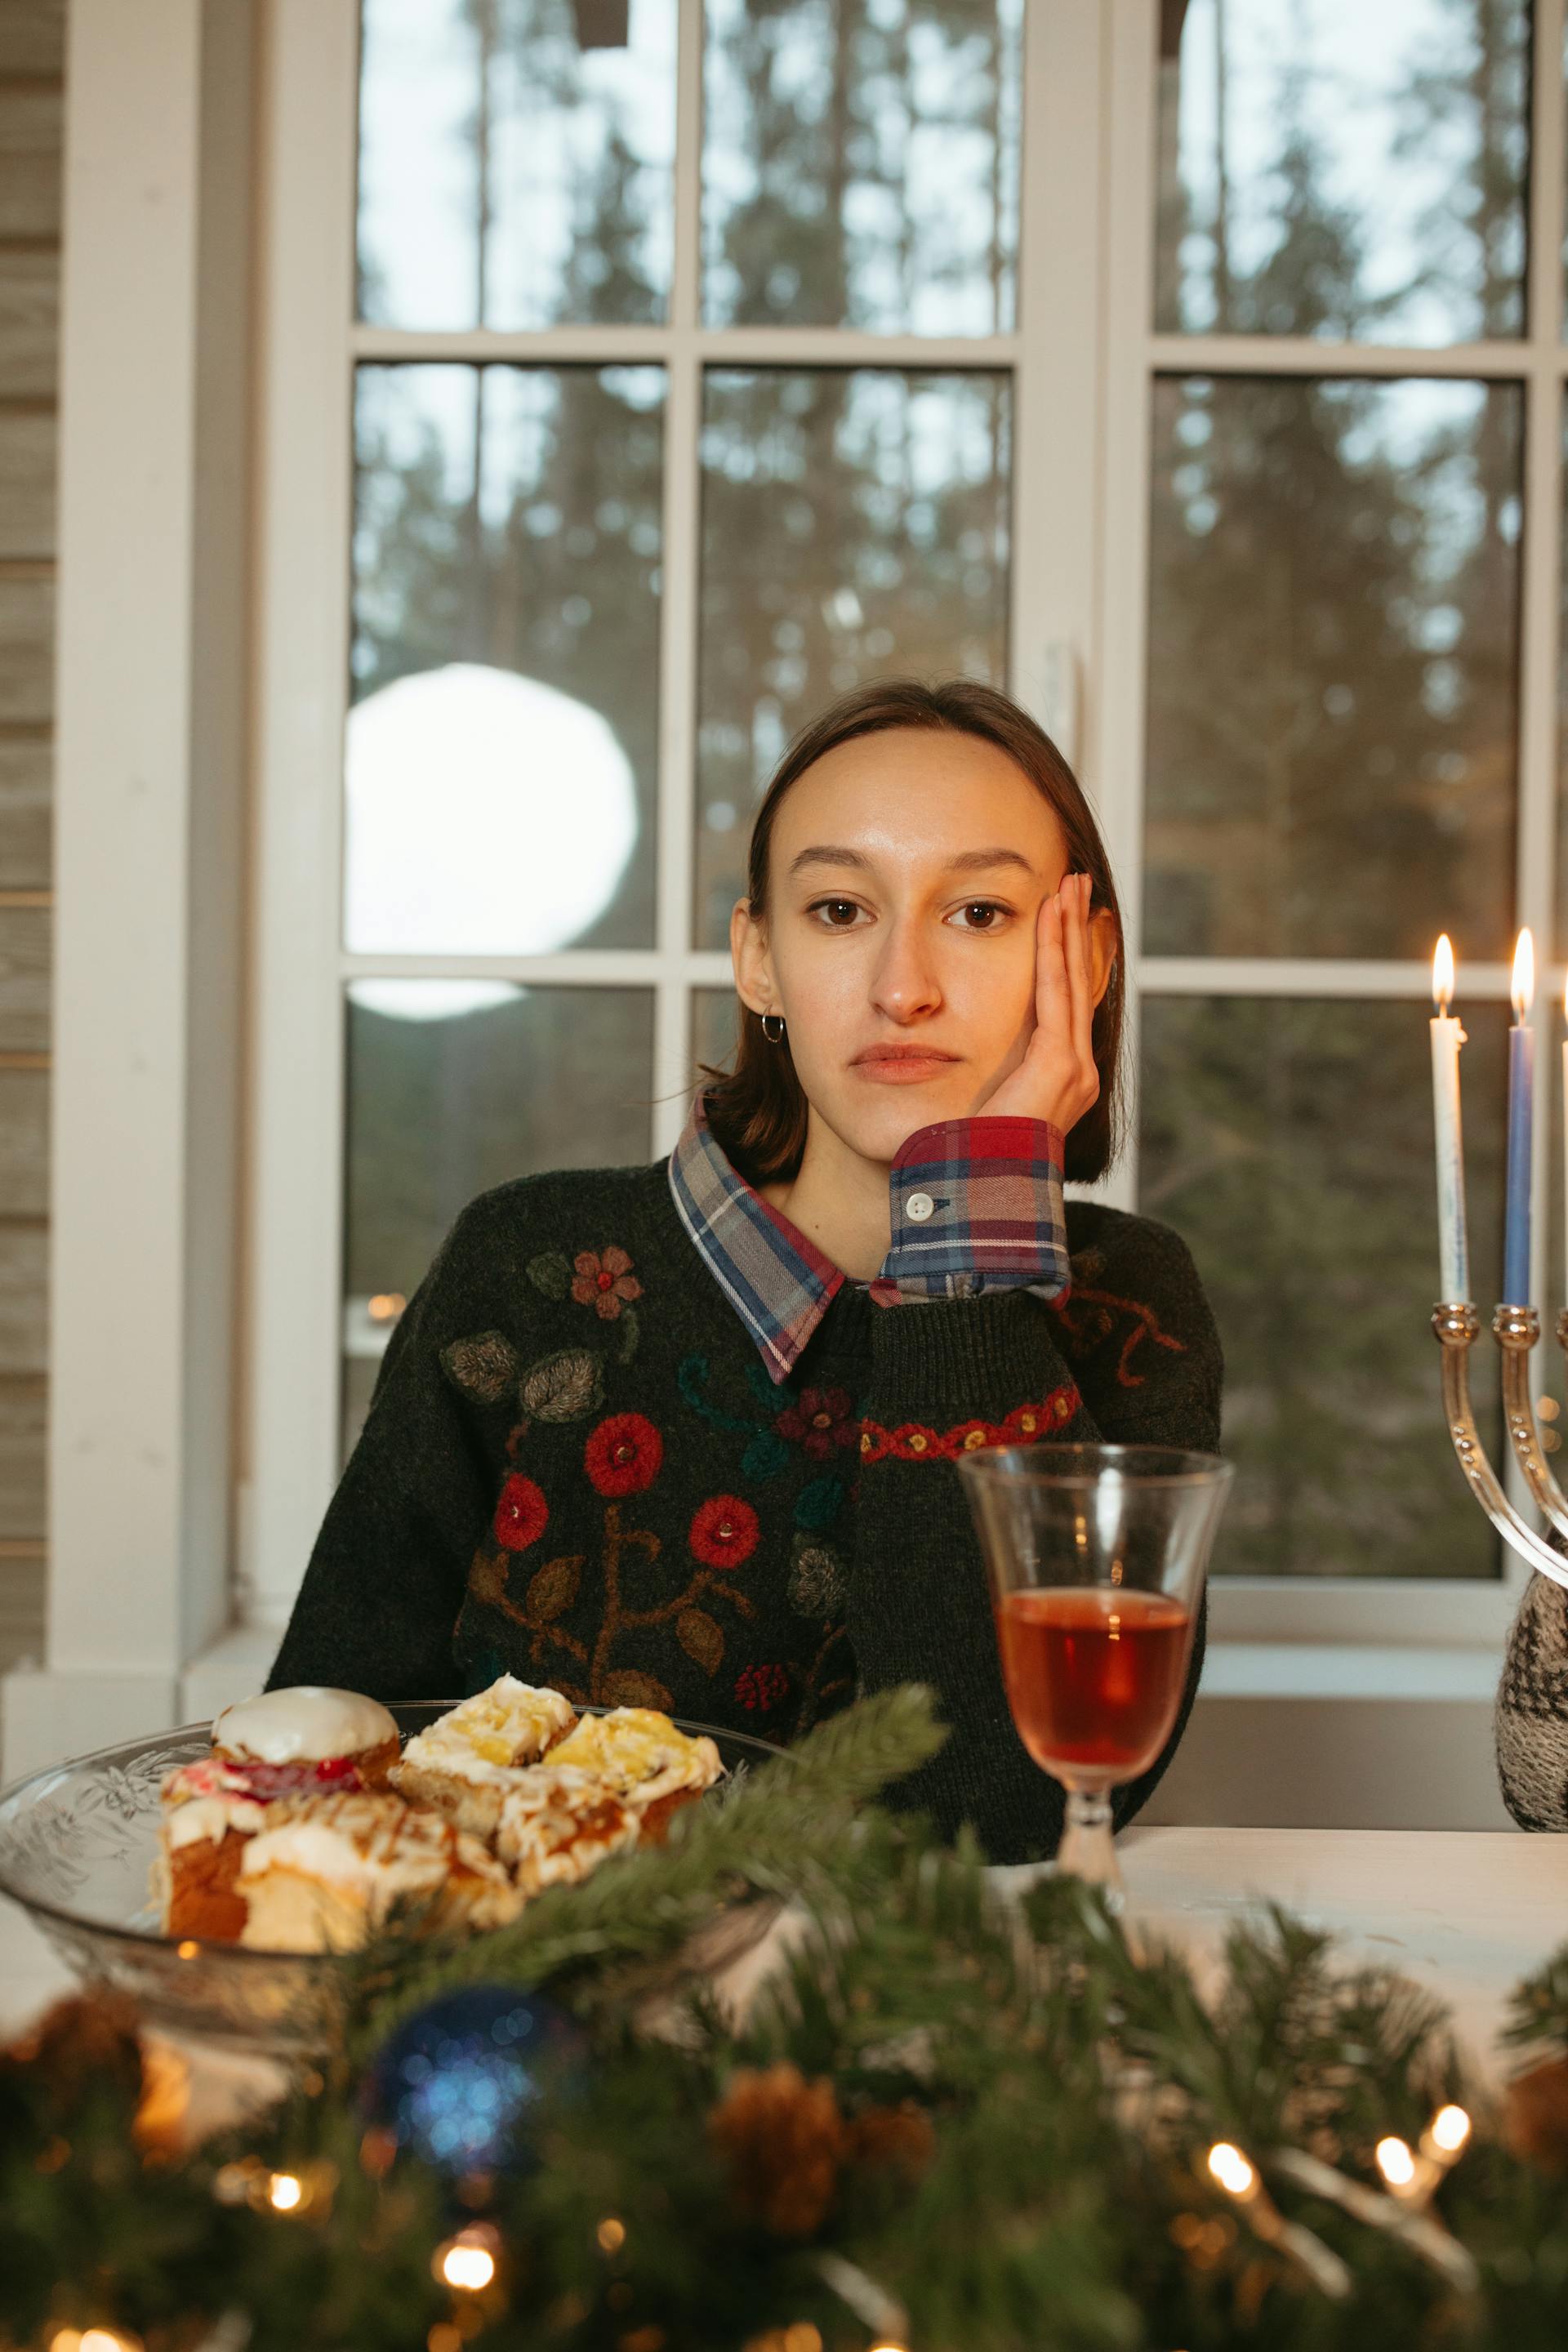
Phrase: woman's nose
[{"left": 869, "top": 916, "right": 942, "bottom": 1018}]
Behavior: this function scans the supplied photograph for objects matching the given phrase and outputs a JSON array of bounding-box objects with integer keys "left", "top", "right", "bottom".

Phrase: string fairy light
[
  {"left": 1270, "top": 2109, "right": 1480, "bottom": 2299},
  {"left": 1204, "top": 2140, "right": 1352, "bottom": 2299},
  {"left": 433, "top": 2223, "right": 501, "bottom": 2294}
]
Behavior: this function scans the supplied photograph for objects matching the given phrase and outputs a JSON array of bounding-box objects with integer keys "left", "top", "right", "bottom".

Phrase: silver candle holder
[{"left": 1432, "top": 1301, "right": 1568, "bottom": 1594}]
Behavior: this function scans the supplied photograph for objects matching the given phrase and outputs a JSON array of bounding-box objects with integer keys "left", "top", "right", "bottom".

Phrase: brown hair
[{"left": 696, "top": 675, "right": 1126, "bottom": 1186}]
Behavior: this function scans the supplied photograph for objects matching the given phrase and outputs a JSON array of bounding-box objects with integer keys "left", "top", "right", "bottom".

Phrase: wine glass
[{"left": 956, "top": 1442, "right": 1234, "bottom": 1904}]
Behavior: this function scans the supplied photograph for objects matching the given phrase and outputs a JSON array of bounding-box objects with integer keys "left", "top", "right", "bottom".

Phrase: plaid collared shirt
[{"left": 666, "top": 1087, "right": 1071, "bottom": 1385}]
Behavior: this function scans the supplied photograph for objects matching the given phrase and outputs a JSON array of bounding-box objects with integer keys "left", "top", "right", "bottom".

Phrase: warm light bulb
[
  {"left": 1375, "top": 2136, "right": 1416, "bottom": 2188},
  {"left": 1432, "top": 933, "right": 1454, "bottom": 1014},
  {"left": 1512, "top": 928, "right": 1535, "bottom": 1022},
  {"left": 1431, "top": 2104, "right": 1471, "bottom": 2153},
  {"left": 266, "top": 2172, "right": 303, "bottom": 2212},
  {"left": 437, "top": 2234, "right": 497, "bottom": 2292},
  {"left": 442, "top": 2244, "right": 495, "bottom": 2292},
  {"left": 596, "top": 2216, "right": 626, "bottom": 2253},
  {"left": 1206, "top": 2141, "right": 1255, "bottom": 2197}
]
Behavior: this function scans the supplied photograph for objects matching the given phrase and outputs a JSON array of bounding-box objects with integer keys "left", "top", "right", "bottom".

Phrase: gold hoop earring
[{"left": 760, "top": 1012, "right": 786, "bottom": 1045}]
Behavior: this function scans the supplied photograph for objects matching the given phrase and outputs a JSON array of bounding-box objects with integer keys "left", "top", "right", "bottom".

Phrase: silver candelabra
[{"left": 1433, "top": 1303, "right": 1568, "bottom": 1593}]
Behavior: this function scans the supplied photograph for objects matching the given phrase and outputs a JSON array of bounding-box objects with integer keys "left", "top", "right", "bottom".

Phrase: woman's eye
[
  {"left": 808, "top": 899, "right": 862, "bottom": 928},
  {"left": 950, "top": 901, "right": 1010, "bottom": 931}
]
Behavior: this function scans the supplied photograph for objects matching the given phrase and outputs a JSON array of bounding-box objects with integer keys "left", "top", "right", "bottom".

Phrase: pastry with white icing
[
  {"left": 154, "top": 1753, "right": 374, "bottom": 1940},
  {"left": 543, "top": 1708, "right": 723, "bottom": 1843},
  {"left": 237, "top": 1790, "right": 521, "bottom": 1953},
  {"left": 492, "top": 1765, "right": 641, "bottom": 1895},
  {"left": 212, "top": 1686, "right": 400, "bottom": 1787},
  {"left": 389, "top": 1675, "right": 577, "bottom": 1838}
]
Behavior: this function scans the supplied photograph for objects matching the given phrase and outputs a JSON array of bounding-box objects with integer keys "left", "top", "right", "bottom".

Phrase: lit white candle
[
  {"left": 1504, "top": 930, "right": 1535, "bottom": 1307},
  {"left": 1430, "top": 936, "right": 1470, "bottom": 1305}
]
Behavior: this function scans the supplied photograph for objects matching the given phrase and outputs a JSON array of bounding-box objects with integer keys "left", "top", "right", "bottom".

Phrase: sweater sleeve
[
  {"left": 262, "top": 1202, "right": 502, "bottom": 1701},
  {"left": 844, "top": 1217, "right": 1223, "bottom": 1864},
  {"left": 1495, "top": 1545, "right": 1568, "bottom": 1829}
]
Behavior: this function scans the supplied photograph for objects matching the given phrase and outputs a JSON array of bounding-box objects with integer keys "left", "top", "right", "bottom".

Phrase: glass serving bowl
[{"left": 0, "top": 1702, "right": 786, "bottom": 2053}]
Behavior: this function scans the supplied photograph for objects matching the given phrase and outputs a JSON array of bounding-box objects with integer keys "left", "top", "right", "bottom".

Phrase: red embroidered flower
[
  {"left": 585, "top": 1411, "right": 663, "bottom": 1497},
  {"left": 689, "top": 1494, "right": 760, "bottom": 1570},
  {"left": 774, "top": 1384, "right": 859, "bottom": 1462},
  {"left": 493, "top": 1472, "right": 549, "bottom": 1552},
  {"left": 735, "top": 1663, "right": 791, "bottom": 1713},
  {"left": 570, "top": 1245, "right": 643, "bottom": 1320}
]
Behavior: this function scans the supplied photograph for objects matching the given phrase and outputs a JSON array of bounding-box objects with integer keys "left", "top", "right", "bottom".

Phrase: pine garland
[{"left": 5, "top": 1686, "right": 1568, "bottom": 2350}]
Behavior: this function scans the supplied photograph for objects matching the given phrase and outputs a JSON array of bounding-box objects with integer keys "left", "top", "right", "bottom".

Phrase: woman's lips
[{"left": 851, "top": 1054, "right": 957, "bottom": 1083}]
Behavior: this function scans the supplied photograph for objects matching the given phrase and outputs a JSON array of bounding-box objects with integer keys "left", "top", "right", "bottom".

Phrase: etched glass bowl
[{"left": 0, "top": 1702, "right": 786, "bottom": 2052}]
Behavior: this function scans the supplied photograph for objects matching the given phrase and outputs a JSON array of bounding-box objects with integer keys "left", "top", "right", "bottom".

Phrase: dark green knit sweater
[{"left": 266, "top": 1159, "right": 1224, "bottom": 1863}]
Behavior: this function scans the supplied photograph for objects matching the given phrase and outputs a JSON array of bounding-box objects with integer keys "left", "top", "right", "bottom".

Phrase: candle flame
[
  {"left": 1432, "top": 935, "right": 1454, "bottom": 1013},
  {"left": 1512, "top": 929, "right": 1535, "bottom": 1022}
]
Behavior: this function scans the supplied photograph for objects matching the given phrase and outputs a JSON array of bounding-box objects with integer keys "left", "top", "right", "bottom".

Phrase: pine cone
[
  {"left": 1504, "top": 2056, "right": 1568, "bottom": 2172},
  {"left": 2, "top": 1988, "right": 144, "bottom": 2110},
  {"left": 709, "top": 2061, "right": 845, "bottom": 2238},
  {"left": 843, "top": 2099, "right": 936, "bottom": 2180}
]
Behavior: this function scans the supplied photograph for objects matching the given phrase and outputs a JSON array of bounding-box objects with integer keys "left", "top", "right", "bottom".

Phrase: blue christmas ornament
[{"left": 366, "top": 1984, "right": 586, "bottom": 2176}]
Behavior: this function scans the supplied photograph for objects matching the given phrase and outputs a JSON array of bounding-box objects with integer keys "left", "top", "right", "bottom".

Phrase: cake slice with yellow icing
[{"left": 388, "top": 1675, "right": 578, "bottom": 1839}]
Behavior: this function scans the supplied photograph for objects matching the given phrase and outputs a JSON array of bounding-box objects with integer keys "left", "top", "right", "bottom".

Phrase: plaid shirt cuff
[{"left": 867, "top": 1115, "right": 1071, "bottom": 1306}]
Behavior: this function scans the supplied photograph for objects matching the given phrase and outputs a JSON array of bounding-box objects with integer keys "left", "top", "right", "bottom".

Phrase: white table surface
[{"left": 4, "top": 1826, "right": 1566, "bottom": 2087}]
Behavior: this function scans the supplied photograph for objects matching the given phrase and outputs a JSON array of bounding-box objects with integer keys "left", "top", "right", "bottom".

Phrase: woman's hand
[{"left": 971, "top": 871, "right": 1102, "bottom": 1134}]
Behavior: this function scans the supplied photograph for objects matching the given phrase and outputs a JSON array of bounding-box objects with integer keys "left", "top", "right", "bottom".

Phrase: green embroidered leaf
[
  {"left": 675, "top": 1607, "right": 724, "bottom": 1677},
  {"left": 466, "top": 1550, "right": 510, "bottom": 1608},
  {"left": 520, "top": 1348, "right": 603, "bottom": 1423},
  {"left": 440, "top": 1331, "right": 521, "bottom": 1405},
  {"left": 787, "top": 1536, "right": 847, "bottom": 1621},
  {"left": 616, "top": 1301, "right": 640, "bottom": 1365},
  {"left": 795, "top": 1473, "right": 847, "bottom": 1532},
  {"left": 526, "top": 1554, "right": 583, "bottom": 1624},
  {"left": 601, "top": 1668, "right": 673, "bottom": 1712},
  {"left": 741, "top": 1431, "right": 792, "bottom": 1481},
  {"left": 527, "top": 1250, "right": 572, "bottom": 1300}
]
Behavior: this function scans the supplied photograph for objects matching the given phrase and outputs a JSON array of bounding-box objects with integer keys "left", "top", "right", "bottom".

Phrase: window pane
[
  {"left": 1145, "top": 375, "right": 1521, "bottom": 961},
  {"left": 357, "top": 0, "right": 677, "bottom": 330},
  {"left": 350, "top": 364, "right": 662, "bottom": 954},
  {"left": 342, "top": 982, "right": 654, "bottom": 1458},
  {"left": 693, "top": 986, "right": 739, "bottom": 1079},
  {"left": 1139, "top": 996, "right": 1504, "bottom": 1579},
  {"left": 1155, "top": 0, "right": 1528, "bottom": 344},
  {"left": 702, "top": 0, "right": 1022, "bottom": 332},
  {"left": 693, "top": 368, "right": 1012, "bottom": 949}
]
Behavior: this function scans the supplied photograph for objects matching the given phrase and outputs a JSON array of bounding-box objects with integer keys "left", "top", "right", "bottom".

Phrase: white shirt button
[{"left": 906, "top": 1192, "right": 934, "bottom": 1221}]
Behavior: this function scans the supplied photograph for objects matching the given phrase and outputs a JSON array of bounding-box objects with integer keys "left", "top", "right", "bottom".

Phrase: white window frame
[
  {"left": 242, "top": 0, "right": 1109, "bottom": 1624},
  {"left": 236, "top": 0, "right": 1559, "bottom": 1726}
]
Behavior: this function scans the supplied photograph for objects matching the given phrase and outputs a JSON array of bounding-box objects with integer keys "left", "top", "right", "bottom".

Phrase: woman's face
[{"left": 732, "top": 726, "right": 1110, "bottom": 1166}]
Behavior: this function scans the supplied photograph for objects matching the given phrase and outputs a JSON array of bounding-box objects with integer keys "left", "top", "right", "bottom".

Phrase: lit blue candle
[{"left": 1503, "top": 929, "right": 1535, "bottom": 1307}]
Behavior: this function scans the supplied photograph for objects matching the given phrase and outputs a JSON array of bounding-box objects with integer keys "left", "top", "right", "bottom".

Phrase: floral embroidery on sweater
[
  {"left": 570, "top": 1244, "right": 643, "bottom": 1319},
  {"left": 857, "top": 1383, "right": 1080, "bottom": 1463},
  {"left": 1049, "top": 1285, "right": 1185, "bottom": 1390},
  {"left": 463, "top": 1409, "right": 761, "bottom": 1711}
]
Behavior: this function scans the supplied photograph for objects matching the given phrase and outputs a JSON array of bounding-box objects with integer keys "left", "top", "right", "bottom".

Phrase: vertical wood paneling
[
  {"left": 0, "top": 1068, "right": 46, "bottom": 1214},
  {"left": 0, "top": 738, "right": 48, "bottom": 886},
  {"left": 0, "top": 1374, "right": 44, "bottom": 1536},
  {"left": 0, "top": 577, "right": 52, "bottom": 723},
  {"left": 0, "top": 1226, "right": 46, "bottom": 1372},
  {"left": 0, "top": 0, "right": 65, "bottom": 79},
  {"left": 0, "top": 411, "right": 56, "bottom": 559},
  {"left": 0, "top": 252, "right": 58, "bottom": 398},
  {"left": 0, "top": 904, "right": 48, "bottom": 1052},
  {"left": 0, "top": 0, "right": 62, "bottom": 1686},
  {"left": 0, "top": 90, "right": 62, "bottom": 241}
]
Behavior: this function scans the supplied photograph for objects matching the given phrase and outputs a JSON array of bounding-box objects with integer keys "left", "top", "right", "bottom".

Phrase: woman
[{"left": 266, "top": 677, "right": 1223, "bottom": 1863}]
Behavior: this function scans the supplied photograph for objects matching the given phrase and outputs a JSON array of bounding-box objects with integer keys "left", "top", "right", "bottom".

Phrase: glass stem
[{"left": 1056, "top": 1786, "right": 1124, "bottom": 1907}]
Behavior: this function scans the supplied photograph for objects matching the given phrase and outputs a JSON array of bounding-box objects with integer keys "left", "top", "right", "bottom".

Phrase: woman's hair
[{"left": 697, "top": 675, "right": 1126, "bottom": 1187}]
